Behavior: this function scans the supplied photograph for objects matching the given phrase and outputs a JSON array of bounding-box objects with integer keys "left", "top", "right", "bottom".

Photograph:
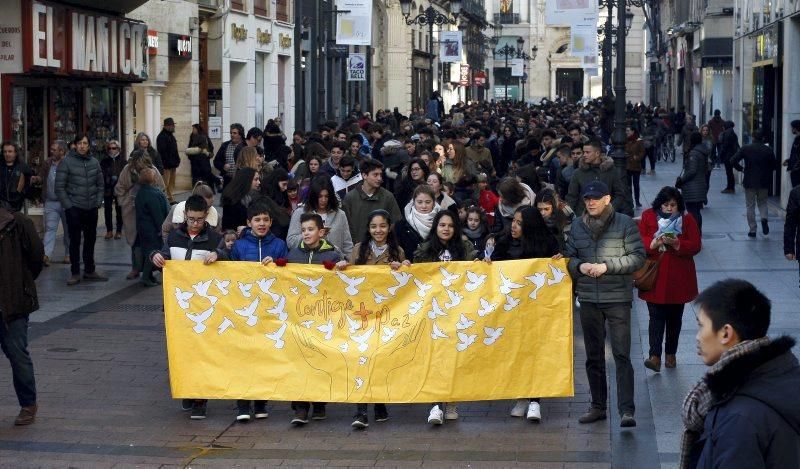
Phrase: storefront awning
[{"left": 67, "top": 0, "right": 150, "bottom": 13}]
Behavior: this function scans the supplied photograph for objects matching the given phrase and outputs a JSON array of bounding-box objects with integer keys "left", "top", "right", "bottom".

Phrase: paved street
[{"left": 0, "top": 161, "right": 797, "bottom": 468}]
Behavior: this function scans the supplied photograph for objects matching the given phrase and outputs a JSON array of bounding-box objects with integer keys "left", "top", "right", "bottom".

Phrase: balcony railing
[{"left": 493, "top": 13, "right": 520, "bottom": 24}]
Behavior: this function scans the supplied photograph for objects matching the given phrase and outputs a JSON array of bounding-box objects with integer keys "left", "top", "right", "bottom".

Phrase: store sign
[
  {"left": 459, "top": 64, "right": 470, "bottom": 86},
  {"left": 256, "top": 28, "right": 272, "bottom": 46},
  {"left": 24, "top": 0, "right": 148, "bottom": 81},
  {"left": 0, "top": 1, "right": 23, "bottom": 74},
  {"left": 168, "top": 33, "right": 191, "bottom": 59},
  {"left": 231, "top": 23, "right": 247, "bottom": 42},
  {"left": 474, "top": 70, "right": 487, "bottom": 86},
  {"left": 335, "top": 0, "right": 372, "bottom": 46},
  {"left": 147, "top": 29, "right": 158, "bottom": 55},
  {"left": 347, "top": 53, "right": 366, "bottom": 81},
  {"left": 440, "top": 31, "right": 462, "bottom": 63}
]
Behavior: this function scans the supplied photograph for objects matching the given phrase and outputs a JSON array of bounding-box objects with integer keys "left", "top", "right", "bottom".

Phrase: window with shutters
[
  {"left": 254, "top": 0, "right": 267, "bottom": 17},
  {"left": 276, "top": 0, "right": 289, "bottom": 22},
  {"left": 231, "top": 0, "right": 245, "bottom": 12}
]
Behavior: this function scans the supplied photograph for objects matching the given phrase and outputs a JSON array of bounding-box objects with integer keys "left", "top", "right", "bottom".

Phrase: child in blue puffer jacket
[{"left": 229, "top": 199, "right": 288, "bottom": 423}]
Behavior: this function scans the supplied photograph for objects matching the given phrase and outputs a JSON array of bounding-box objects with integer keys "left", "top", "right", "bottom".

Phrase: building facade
[
  {"left": 733, "top": 0, "right": 800, "bottom": 207},
  {"left": 0, "top": 0, "right": 149, "bottom": 199}
]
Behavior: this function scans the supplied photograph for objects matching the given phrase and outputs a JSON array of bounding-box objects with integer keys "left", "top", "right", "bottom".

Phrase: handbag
[{"left": 632, "top": 252, "right": 664, "bottom": 291}]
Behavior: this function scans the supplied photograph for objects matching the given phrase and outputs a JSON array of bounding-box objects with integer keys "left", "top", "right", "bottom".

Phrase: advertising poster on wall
[
  {"left": 336, "top": 0, "right": 372, "bottom": 46},
  {"left": 545, "top": 0, "right": 598, "bottom": 26},
  {"left": 440, "top": 31, "right": 463, "bottom": 63}
]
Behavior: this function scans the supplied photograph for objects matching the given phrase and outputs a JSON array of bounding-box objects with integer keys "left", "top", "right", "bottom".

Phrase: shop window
[
  {"left": 231, "top": 0, "right": 245, "bottom": 12},
  {"left": 254, "top": 0, "right": 267, "bottom": 17},
  {"left": 276, "top": 0, "right": 289, "bottom": 22},
  {"left": 85, "top": 88, "right": 120, "bottom": 153}
]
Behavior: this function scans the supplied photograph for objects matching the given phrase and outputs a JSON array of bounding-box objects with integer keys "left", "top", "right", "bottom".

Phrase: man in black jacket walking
[
  {"left": 718, "top": 121, "right": 740, "bottom": 193},
  {"left": 730, "top": 130, "right": 778, "bottom": 237},
  {"left": 157, "top": 118, "right": 180, "bottom": 204}
]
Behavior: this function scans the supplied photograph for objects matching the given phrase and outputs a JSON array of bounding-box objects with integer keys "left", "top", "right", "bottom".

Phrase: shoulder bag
[{"left": 632, "top": 251, "right": 664, "bottom": 291}]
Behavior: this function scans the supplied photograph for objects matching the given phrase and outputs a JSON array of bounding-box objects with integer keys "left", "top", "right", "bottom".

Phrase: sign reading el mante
[{"left": 23, "top": 0, "right": 149, "bottom": 81}]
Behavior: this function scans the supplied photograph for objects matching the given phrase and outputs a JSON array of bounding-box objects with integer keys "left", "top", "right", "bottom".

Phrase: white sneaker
[
  {"left": 510, "top": 399, "right": 529, "bottom": 417},
  {"left": 428, "top": 405, "right": 443, "bottom": 425},
  {"left": 444, "top": 403, "right": 459, "bottom": 420},
  {"left": 526, "top": 401, "right": 541, "bottom": 422}
]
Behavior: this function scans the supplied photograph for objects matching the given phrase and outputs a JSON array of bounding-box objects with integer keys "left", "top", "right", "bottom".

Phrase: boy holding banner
[
  {"left": 287, "top": 213, "right": 343, "bottom": 424},
  {"left": 229, "top": 200, "right": 288, "bottom": 422}
]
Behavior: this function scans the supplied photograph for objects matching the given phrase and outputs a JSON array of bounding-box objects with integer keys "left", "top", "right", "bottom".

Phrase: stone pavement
[{"left": 0, "top": 162, "right": 797, "bottom": 468}]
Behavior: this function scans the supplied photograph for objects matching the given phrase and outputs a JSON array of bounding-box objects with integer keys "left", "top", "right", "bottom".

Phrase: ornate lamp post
[
  {"left": 493, "top": 36, "right": 524, "bottom": 101},
  {"left": 517, "top": 46, "right": 536, "bottom": 102},
  {"left": 399, "top": 0, "right": 461, "bottom": 98}
]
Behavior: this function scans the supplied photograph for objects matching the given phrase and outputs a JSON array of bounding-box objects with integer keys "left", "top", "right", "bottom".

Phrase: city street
[{"left": 0, "top": 161, "right": 797, "bottom": 468}]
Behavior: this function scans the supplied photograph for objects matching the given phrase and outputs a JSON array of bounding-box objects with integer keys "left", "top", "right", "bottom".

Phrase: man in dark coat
[
  {"left": 785, "top": 185, "right": 800, "bottom": 288},
  {"left": 156, "top": 118, "right": 180, "bottom": 204},
  {"left": 730, "top": 130, "right": 778, "bottom": 237},
  {"left": 718, "top": 121, "right": 740, "bottom": 193},
  {"left": 682, "top": 279, "right": 800, "bottom": 468},
  {"left": 213, "top": 123, "right": 245, "bottom": 188},
  {"left": 566, "top": 140, "right": 631, "bottom": 216},
  {"left": 564, "top": 180, "right": 645, "bottom": 428},
  {"left": 783, "top": 119, "right": 800, "bottom": 189},
  {"left": 0, "top": 200, "right": 44, "bottom": 425}
]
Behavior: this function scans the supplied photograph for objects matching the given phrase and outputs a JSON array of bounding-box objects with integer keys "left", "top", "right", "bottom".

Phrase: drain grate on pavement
[{"left": 103, "top": 304, "right": 163, "bottom": 312}]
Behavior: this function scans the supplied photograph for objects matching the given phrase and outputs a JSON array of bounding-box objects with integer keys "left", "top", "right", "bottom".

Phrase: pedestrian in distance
[
  {"left": 785, "top": 184, "right": 800, "bottom": 288},
  {"left": 130, "top": 132, "right": 164, "bottom": 174},
  {"left": 1, "top": 141, "right": 32, "bottom": 213},
  {"left": 134, "top": 168, "right": 170, "bottom": 287},
  {"left": 678, "top": 132, "right": 709, "bottom": 234},
  {"left": 99, "top": 139, "right": 126, "bottom": 240},
  {"left": 115, "top": 152, "right": 166, "bottom": 281},
  {"left": 55, "top": 133, "right": 108, "bottom": 286},
  {"left": 37, "top": 140, "right": 70, "bottom": 266},
  {"left": 637, "top": 186, "right": 702, "bottom": 372},
  {"left": 782, "top": 119, "right": 800, "bottom": 189},
  {"left": 0, "top": 199, "right": 44, "bottom": 426},
  {"left": 730, "top": 129, "right": 778, "bottom": 238},
  {"left": 718, "top": 121, "right": 740, "bottom": 194},
  {"left": 680, "top": 279, "right": 800, "bottom": 468},
  {"left": 564, "top": 180, "right": 645, "bottom": 428},
  {"left": 157, "top": 117, "right": 180, "bottom": 204}
]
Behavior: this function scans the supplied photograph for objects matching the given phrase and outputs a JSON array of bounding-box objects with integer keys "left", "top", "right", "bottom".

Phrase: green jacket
[
  {"left": 566, "top": 156, "right": 631, "bottom": 216},
  {"left": 341, "top": 184, "right": 402, "bottom": 242},
  {"left": 564, "top": 209, "right": 645, "bottom": 304}
]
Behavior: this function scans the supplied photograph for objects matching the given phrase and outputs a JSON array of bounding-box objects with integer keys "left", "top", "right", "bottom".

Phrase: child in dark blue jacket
[{"left": 229, "top": 199, "right": 288, "bottom": 422}]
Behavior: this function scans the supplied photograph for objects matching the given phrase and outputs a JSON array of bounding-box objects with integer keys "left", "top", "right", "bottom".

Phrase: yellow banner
[{"left": 163, "top": 259, "right": 574, "bottom": 402}]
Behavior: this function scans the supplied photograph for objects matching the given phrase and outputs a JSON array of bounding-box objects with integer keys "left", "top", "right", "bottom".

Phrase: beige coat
[{"left": 115, "top": 163, "right": 166, "bottom": 246}]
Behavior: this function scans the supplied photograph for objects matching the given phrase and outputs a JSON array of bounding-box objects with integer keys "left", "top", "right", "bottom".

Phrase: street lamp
[
  {"left": 493, "top": 36, "right": 524, "bottom": 101},
  {"left": 399, "top": 0, "right": 461, "bottom": 98}
]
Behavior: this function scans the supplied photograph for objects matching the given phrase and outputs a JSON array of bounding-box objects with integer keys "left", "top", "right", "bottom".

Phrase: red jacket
[
  {"left": 637, "top": 209, "right": 702, "bottom": 305},
  {"left": 479, "top": 189, "right": 499, "bottom": 225}
]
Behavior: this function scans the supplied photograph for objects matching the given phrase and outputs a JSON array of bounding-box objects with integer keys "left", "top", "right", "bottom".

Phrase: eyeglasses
[{"left": 186, "top": 216, "right": 207, "bottom": 225}]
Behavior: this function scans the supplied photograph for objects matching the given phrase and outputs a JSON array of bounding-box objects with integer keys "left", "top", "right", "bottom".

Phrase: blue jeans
[
  {"left": 0, "top": 317, "right": 36, "bottom": 407},
  {"left": 43, "top": 199, "right": 70, "bottom": 257}
]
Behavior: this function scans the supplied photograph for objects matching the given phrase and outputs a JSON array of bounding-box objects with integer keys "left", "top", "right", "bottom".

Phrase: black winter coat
[
  {"left": 681, "top": 145, "right": 709, "bottom": 203},
  {"left": 564, "top": 209, "right": 645, "bottom": 304},
  {"left": 730, "top": 142, "right": 778, "bottom": 189},
  {"left": 689, "top": 336, "right": 800, "bottom": 469},
  {"left": 157, "top": 129, "right": 181, "bottom": 169},
  {"left": 0, "top": 161, "right": 31, "bottom": 212},
  {"left": 55, "top": 150, "right": 104, "bottom": 210},
  {"left": 394, "top": 219, "right": 425, "bottom": 264},
  {"left": 718, "top": 128, "right": 740, "bottom": 162},
  {"left": 785, "top": 185, "right": 800, "bottom": 257},
  {"left": 0, "top": 209, "right": 43, "bottom": 323}
]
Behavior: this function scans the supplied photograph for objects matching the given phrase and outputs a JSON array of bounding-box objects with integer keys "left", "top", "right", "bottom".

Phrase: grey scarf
[{"left": 581, "top": 204, "right": 614, "bottom": 240}]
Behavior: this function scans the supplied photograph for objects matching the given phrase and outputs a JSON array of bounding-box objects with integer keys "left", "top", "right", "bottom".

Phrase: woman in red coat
[{"left": 638, "top": 186, "right": 702, "bottom": 372}]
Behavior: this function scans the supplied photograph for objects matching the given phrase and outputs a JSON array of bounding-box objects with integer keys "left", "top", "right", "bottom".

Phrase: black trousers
[
  {"left": 65, "top": 207, "right": 98, "bottom": 275},
  {"left": 103, "top": 195, "right": 123, "bottom": 233},
  {"left": 645, "top": 146, "right": 656, "bottom": 171},
  {"left": 685, "top": 201, "right": 703, "bottom": 234},
  {"left": 627, "top": 170, "right": 641, "bottom": 205},
  {"left": 646, "top": 303, "right": 684, "bottom": 357},
  {"left": 723, "top": 160, "right": 736, "bottom": 190},
  {"left": 578, "top": 302, "right": 635, "bottom": 416}
]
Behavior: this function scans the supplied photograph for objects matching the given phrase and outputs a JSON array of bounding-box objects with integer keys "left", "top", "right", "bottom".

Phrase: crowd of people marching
[{"left": 1, "top": 96, "right": 799, "bottom": 467}]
